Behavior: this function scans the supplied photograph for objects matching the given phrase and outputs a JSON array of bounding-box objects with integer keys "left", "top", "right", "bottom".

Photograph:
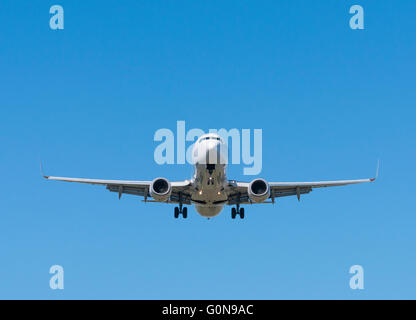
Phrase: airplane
[{"left": 43, "top": 133, "right": 378, "bottom": 219}]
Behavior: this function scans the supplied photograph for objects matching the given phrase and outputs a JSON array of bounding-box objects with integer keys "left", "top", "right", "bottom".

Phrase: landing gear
[
  {"left": 231, "top": 204, "right": 245, "bottom": 219},
  {"left": 239, "top": 208, "right": 245, "bottom": 219},
  {"left": 231, "top": 207, "right": 237, "bottom": 219},
  {"left": 174, "top": 200, "right": 188, "bottom": 219}
]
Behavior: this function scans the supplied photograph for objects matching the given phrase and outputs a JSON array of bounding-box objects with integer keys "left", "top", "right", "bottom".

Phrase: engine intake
[
  {"left": 248, "top": 178, "right": 270, "bottom": 203},
  {"left": 150, "top": 178, "right": 172, "bottom": 202}
]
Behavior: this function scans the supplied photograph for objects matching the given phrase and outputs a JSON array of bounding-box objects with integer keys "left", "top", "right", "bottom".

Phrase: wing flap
[
  {"left": 271, "top": 186, "right": 312, "bottom": 198},
  {"left": 106, "top": 184, "right": 148, "bottom": 197}
]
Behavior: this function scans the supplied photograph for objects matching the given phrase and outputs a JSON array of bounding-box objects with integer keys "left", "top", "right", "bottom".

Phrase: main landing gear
[
  {"left": 174, "top": 204, "right": 187, "bottom": 219},
  {"left": 174, "top": 193, "right": 187, "bottom": 219},
  {"left": 231, "top": 204, "right": 245, "bottom": 219}
]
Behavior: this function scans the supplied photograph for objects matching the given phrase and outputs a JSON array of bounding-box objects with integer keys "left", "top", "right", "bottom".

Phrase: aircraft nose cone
[
  {"left": 205, "top": 141, "right": 227, "bottom": 164},
  {"left": 192, "top": 138, "right": 228, "bottom": 165},
  {"left": 206, "top": 140, "right": 219, "bottom": 152}
]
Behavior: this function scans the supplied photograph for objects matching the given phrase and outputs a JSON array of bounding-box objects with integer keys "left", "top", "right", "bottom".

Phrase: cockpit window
[{"left": 199, "top": 136, "right": 222, "bottom": 142}]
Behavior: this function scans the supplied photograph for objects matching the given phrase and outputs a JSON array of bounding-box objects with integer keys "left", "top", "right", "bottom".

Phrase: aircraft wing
[
  {"left": 43, "top": 174, "right": 193, "bottom": 204},
  {"left": 227, "top": 163, "right": 379, "bottom": 204}
]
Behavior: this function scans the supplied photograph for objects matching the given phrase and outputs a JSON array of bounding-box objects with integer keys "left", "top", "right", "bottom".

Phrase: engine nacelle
[
  {"left": 248, "top": 178, "right": 270, "bottom": 203},
  {"left": 150, "top": 178, "right": 172, "bottom": 202}
]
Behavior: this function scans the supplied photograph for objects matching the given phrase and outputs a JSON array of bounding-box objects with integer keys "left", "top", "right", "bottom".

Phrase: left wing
[
  {"left": 226, "top": 163, "right": 379, "bottom": 204},
  {"left": 43, "top": 174, "right": 193, "bottom": 204}
]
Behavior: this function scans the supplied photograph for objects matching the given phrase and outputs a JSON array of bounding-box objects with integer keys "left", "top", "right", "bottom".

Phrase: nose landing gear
[{"left": 207, "top": 177, "right": 214, "bottom": 185}]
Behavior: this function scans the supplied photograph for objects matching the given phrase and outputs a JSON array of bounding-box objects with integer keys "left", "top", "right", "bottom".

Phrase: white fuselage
[{"left": 190, "top": 133, "right": 228, "bottom": 217}]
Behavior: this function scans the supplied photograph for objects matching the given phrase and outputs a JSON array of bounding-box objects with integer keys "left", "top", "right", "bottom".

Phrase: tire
[
  {"left": 240, "top": 208, "right": 245, "bottom": 219},
  {"left": 174, "top": 207, "right": 179, "bottom": 218},
  {"left": 182, "top": 207, "right": 188, "bottom": 219},
  {"left": 231, "top": 208, "right": 236, "bottom": 219}
]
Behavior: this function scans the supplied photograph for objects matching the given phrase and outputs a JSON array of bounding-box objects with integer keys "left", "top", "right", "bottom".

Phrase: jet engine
[
  {"left": 150, "top": 178, "right": 172, "bottom": 202},
  {"left": 248, "top": 178, "right": 270, "bottom": 203}
]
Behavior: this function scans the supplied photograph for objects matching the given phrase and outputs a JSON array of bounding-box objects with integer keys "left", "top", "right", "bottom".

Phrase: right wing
[{"left": 43, "top": 174, "right": 193, "bottom": 204}]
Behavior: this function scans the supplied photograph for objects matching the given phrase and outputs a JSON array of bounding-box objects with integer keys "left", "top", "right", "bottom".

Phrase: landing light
[{"left": 199, "top": 190, "right": 203, "bottom": 195}]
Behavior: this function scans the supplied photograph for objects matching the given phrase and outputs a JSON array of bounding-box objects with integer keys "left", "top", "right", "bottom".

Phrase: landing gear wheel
[
  {"left": 231, "top": 207, "right": 237, "bottom": 219},
  {"left": 182, "top": 207, "right": 188, "bottom": 219},
  {"left": 239, "top": 208, "right": 245, "bottom": 219},
  {"left": 174, "top": 207, "right": 179, "bottom": 219}
]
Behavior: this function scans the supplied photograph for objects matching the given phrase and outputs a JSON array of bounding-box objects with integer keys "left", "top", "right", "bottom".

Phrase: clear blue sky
[{"left": 1, "top": 0, "right": 415, "bottom": 299}]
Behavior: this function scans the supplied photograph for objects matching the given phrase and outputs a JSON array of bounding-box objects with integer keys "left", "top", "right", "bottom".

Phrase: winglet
[
  {"left": 40, "top": 161, "right": 49, "bottom": 179},
  {"left": 370, "top": 160, "right": 380, "bottom": 182}
]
